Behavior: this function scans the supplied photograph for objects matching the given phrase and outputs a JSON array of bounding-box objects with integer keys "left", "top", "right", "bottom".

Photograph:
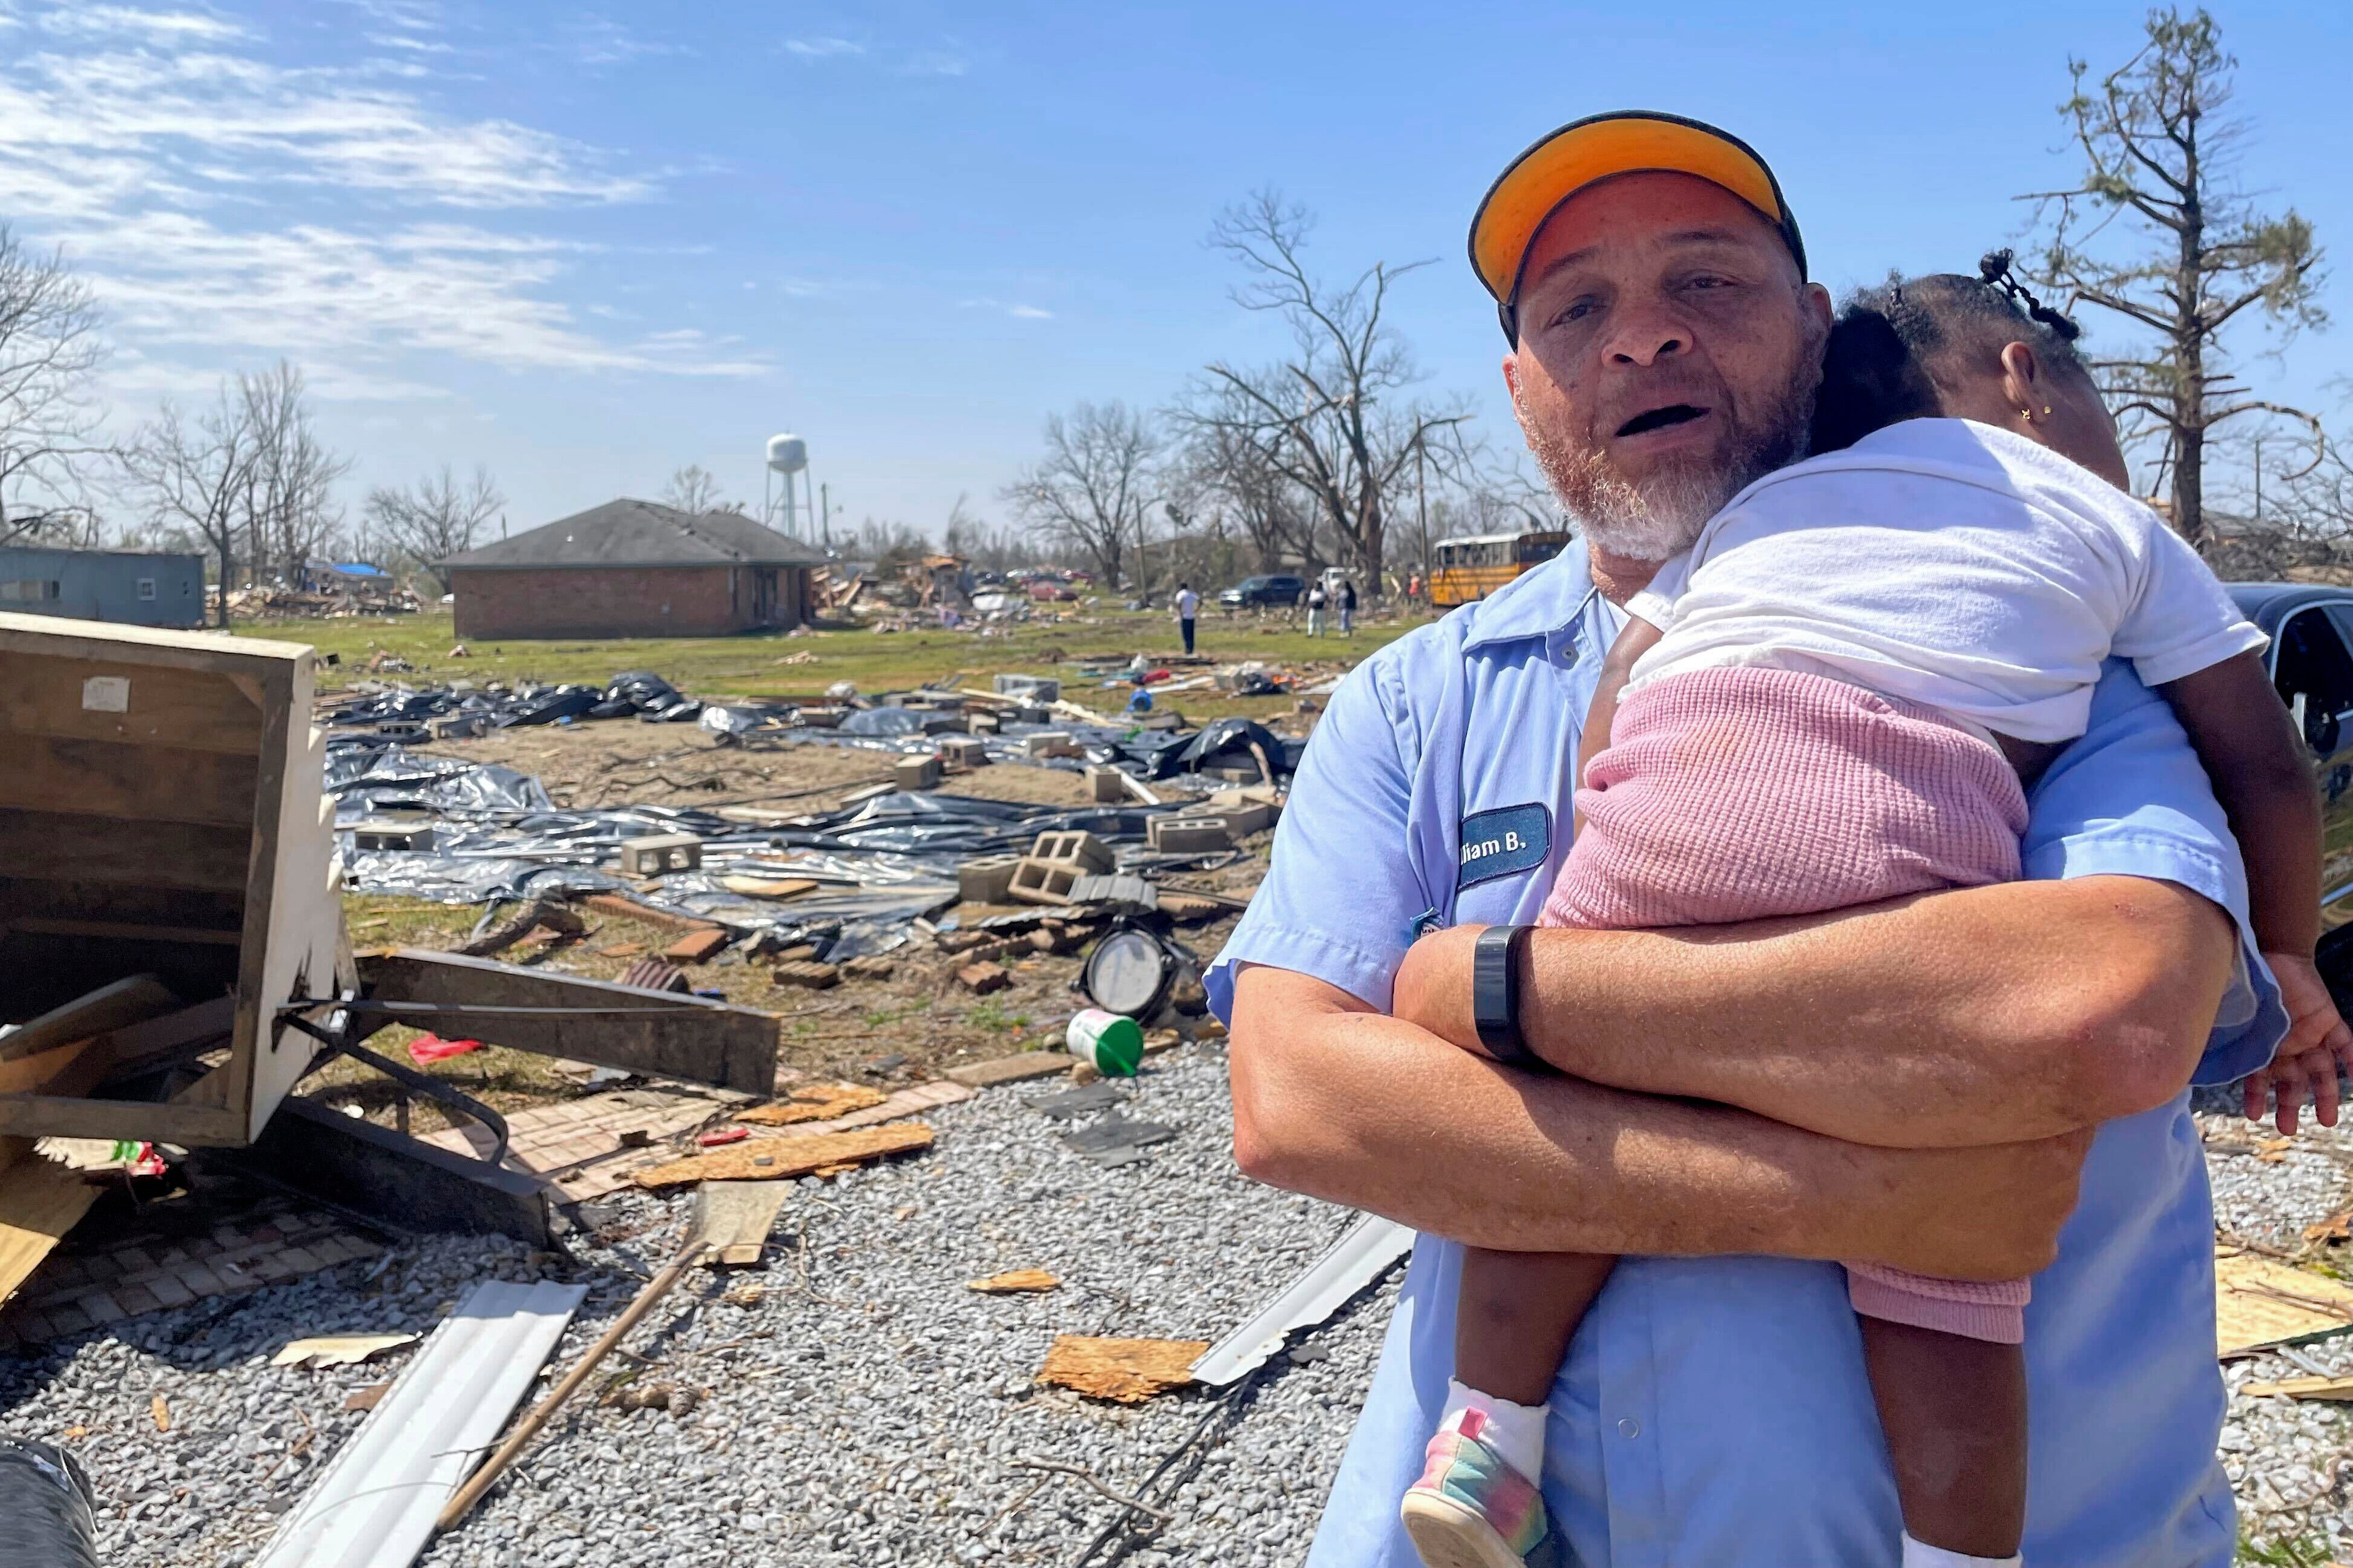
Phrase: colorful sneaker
[{"left": 1398, "top": 1409, "right": 1558, "bottom": 1568}]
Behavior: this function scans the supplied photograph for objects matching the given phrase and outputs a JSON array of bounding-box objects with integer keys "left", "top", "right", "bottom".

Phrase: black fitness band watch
[{"left": 1471, "top": 924, "right": 1538, "bottom": 1067}]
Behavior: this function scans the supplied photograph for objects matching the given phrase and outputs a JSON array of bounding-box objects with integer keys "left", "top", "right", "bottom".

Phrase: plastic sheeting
[{"left": 332, "top": 750, "right": 1176, "bottom": 957}]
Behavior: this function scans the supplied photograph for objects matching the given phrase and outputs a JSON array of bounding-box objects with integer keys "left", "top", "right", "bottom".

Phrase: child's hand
[{"left": 2246, "top": 952, "right": 2353, "bottom": 1133}]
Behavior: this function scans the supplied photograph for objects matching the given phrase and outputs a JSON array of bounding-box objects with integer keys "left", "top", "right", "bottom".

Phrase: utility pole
[
  {"left": 820, "top": 482, "right": 833, "bottom": 551},
  {"left": 1413, "top": 432, "right": 1429, "bottom": 599},
  {"left": 2254, "top": 436, "right": 2264, "bottom": 523}
]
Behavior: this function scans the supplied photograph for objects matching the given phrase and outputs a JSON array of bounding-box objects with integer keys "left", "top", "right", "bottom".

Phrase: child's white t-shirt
[{"left": 1622, "top": 419, "right": 2266, "bottom": 744}]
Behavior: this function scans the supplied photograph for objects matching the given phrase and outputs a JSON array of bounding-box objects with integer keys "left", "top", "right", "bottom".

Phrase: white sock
[
  {"left": 1438, "top": 1379, "right": 1547, "bottom": 1478},
  {"left": 1900, "top": 1533, "right": 2021, "bottom": 1568}
]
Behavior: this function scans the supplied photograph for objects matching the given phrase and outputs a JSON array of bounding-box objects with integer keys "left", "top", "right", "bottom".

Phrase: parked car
[
  {"left": 2228, "top": 583, "right": 2353, "bottom": 1000},
  {"left": 1219, "top": 574, "right": 1307, "bottom": 610}
]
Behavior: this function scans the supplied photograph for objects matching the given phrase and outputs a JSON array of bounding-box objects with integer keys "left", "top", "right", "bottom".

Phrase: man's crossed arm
[{"left": 1229, "top": 875, "right": 2235, "bottom": 1279}]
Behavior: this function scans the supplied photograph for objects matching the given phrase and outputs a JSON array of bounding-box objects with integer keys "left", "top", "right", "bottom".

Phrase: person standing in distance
[
  {"left": 1340, "top": 577, "right": 1359, "bottom": 637},
  {"left": 1307, "top": 579, "right": 1328, "bottom": 637},
  {"left": 1176, "top": 581, "right": 1200, "bottom": 656}
]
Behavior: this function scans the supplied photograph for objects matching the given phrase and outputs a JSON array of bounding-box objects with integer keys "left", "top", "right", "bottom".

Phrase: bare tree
[
  {"left": 235, "top": 361, "right": 350, "bottom": 585},
  {"left": 119, "top": 387, "right": 265, "bottom": 628},
  {"left": 364, "top": 464, "right": 504, "bottom": 591},
  {"left": 1171, "top": 407, "right": 1319, "bottom": 573},
  {"left": 2022, "top": 7, "right": 2326, "bottom": 549},
  {"left": 0, "top": 226, "right": 109, "bottom": 545},
  {"left": 1001, "top": 401, "right": 1165, "bottom": 588},
  {"left": 660, "top": 462, "right": 737, "bottom": 514},
  {"left": 1178, "top": 192, "right": 1471, "bottom": 589}
]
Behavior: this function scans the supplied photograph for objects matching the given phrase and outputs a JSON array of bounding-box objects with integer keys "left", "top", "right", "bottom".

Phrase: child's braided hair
[{"left": 1810, "top": 250, "right": 2089, "bottom": 454}]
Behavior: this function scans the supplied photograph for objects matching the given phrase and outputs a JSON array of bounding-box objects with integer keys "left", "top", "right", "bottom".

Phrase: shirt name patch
[{"left": 1456, "top": 802, "right": 1552, "bottom": 891}]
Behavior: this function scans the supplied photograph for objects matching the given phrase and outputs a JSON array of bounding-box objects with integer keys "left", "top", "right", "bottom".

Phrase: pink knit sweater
[{"left": 1544, "top": 664, "right": 2034, "bottom": 1343}]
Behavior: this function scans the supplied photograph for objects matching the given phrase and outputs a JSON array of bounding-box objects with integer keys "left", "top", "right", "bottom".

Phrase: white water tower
[{"left": 765, "top": 433, "right": 809, "bottom": 538}]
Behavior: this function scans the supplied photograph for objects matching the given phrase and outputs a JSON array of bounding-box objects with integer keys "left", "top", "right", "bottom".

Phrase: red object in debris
[
  {"left": 128, "top": 1143, "right": 169, "bottom": 1179},
  {"left": 696, "top": 1126, "right": 750, "bottom": 1147},
  {"left": 407, "top": 1033, "right": 484, "bottom": 1064},
  {"left": 1139, "top": 668, "right": 1173, "bottom": 684}
]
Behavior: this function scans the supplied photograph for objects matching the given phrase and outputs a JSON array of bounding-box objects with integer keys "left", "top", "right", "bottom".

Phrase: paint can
[{"left": 1065, "top": 1008, "right": 1145, "bottom": 1077}]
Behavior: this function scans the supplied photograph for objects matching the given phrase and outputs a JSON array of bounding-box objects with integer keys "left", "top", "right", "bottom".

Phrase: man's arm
[
  {"left": 1394, "top": 873, "right": 2235, "bottom": 1150},
  {"left": 1230, "top": 964, "right": 2091, "bottom": 1281}
]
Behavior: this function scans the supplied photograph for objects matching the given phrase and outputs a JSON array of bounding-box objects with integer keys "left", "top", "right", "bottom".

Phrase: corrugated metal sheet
[
  {"left": 1190, "top": 1214, "right": 1413, "bottom": 1387},
  {"left": 257, "top": 1279, "right": 588, "bottom": 1568}
]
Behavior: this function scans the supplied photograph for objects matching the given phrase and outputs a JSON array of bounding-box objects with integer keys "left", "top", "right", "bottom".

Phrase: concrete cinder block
[
  {"left": 1204, "top": 793, "right": 1277, "bottom": 836},
  {"left": 1148, "top": 815, "right": 1232, "bottom": 854},
  {"left": 957, "top": 855, "right": 1022, "bottom": 904},
  {"left": 1029, "top": 830, "right": 1114, "bottom": 873},
  {"left": 352, "top": 820, "right": 436, "bottom": 853},
  {"left": 992, "top": 673, "right": 1062, "bottom": 703},
  {"left": 1084, "top": 766, "right": 1127, "bottom": 803},
  {"left": 892, "top": 755, "right": 944, "bottom": 791},
  {"left": 619, "top": 833, "right": 703, "bottom": 876},
  {"left": 1021, "top": 730, "right": 1081, "bottom": 759},
  {"left": 938, "top": 736, "right": 990, "bottom": 771},
  {"left": 1006, "top": 857, "right": 1082, "bottom": 905}
]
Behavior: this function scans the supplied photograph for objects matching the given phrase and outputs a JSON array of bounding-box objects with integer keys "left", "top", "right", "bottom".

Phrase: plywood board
[
  {"left": 696, "top": 1180, "right": 790, "bottom": 1265},
  {"left": 631, "top": 1122, "right": 933, "bottom": 1189},
  {"left": 0, "top": 649, "right": 264, "bottom": 755},
  {"left": 2217, "top": 1250, "right": 2353, "bottom": 1357},
  {"left": 1, "top": 734, "right": 258, "bottom": 827},
  {"left": 1036, "top": 1335, "right": 1209, "bottom": 1403},
  {"left": 739, "top": 1083, "right": 886, "bottom": 1126},
  {"left": 0, "top": 1153, "right": 99, "bottom": 1309}
]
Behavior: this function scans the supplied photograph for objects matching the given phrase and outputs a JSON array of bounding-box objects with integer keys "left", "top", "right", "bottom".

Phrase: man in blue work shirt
[{"left": 1209, "top": 111, "right": 2285, "bottom": 1567}]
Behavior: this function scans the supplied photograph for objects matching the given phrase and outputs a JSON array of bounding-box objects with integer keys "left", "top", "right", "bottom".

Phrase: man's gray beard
[{"left": 1516, "top": 366, "right": 1818, "bottom": 563}]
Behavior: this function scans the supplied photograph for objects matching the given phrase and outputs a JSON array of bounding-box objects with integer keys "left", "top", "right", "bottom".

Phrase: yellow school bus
[{"left": 1428, "top": 530, "right": 1572, "bottom": 608}]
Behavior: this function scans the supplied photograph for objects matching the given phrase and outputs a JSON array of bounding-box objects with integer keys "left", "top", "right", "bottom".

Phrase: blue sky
[{"left": 2, "top": 0, "right": 2346, "bottom": 542}]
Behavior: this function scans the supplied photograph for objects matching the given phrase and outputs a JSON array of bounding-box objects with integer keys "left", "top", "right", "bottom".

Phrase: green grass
[{"left": 231, "top": 605, "right": 1429, "bottom": 717}]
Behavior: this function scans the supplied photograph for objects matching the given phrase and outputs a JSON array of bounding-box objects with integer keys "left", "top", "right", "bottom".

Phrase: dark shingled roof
[{"left": 443, "top": 499, "right": 828, "bottom": 570}]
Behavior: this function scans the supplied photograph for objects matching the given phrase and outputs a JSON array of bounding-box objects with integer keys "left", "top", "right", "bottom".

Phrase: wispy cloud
[
  {"left": 566, "top": 16, "right": 689, "bottom": 69},
  {"left": 960, "top": 297, "right": 1053, "bottom": 321},
  {"left": 0, "top": 1, "right": 761, "bottom": 390},
  {"left": 902, "top": 49, "right": 969, "bottom": 77},
  {"left": 783, "top": 36, "right": 863, "bottom": 59},
  {"left": 38, "top": 5, "right": 252, "bottom": 43}
]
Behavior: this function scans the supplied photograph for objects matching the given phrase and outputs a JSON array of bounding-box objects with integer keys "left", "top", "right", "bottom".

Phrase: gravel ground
[
  {"left": 19, "top": 1067, "right": 2353, "bottom": 1564},
  {"left": 2201, "top": 1090, "right": 2353, "bottom": 1560},
  {"left": 0, "top": 1045, "right": 1392, "bottom": 1567}
]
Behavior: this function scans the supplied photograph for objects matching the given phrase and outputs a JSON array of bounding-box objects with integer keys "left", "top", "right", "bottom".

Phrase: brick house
[{"left": 443, "top": 499, "right": 827, "bottom": 640}]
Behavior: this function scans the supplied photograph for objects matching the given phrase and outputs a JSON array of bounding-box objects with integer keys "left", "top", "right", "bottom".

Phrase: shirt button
[{"left": 1617, "top": 1417, "right": 1641, "bottom": 1439}]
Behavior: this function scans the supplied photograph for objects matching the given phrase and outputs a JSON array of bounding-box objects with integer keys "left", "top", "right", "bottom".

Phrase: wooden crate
[{"left": 0, "top": 612, "right": 349, "bottom": 1146}]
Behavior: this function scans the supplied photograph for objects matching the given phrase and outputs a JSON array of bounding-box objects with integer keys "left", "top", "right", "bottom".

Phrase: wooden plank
[
  {"left": 10, "top": 919, "right": 242, "bottom": 946},
  {"left": 0, "top": 879, "right": 243, "bottom": 938},
  {"left": 0, "top": 975, "right": 179, "bottom": 1060},
  {"left": 633, "top": 1122, "right": 933, "bottom": 1188},
  {"left": 0, "top": 1038, "right": 112, "bottom": 1098},
  {"left": 355, "top": 948, "right": 777, "bottom": 1095},
  {"left": 0, "top": 651, "right": 264, "bottom": 754},
  {"left": 0, "top": 733, "right": 258, "bottom": 826},
  {"left": 0, "top": 1155, "right": 100, "bottom": 1309},
  {"left": 0, "top": 810, "right": 252, "bottom": 892},
  {"left": 0, "top": 1096, "right": 246, "bottom": 1146}
]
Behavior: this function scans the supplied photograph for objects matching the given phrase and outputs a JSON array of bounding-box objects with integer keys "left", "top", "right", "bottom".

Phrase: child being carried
[{"left": 1399, "top": 253, "right": 2352, "bottom": 1568}]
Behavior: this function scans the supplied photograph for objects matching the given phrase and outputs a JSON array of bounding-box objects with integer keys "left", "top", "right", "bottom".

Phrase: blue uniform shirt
[{"left": 1207, "top": 547, "right": 2285, "bottom": 1568}]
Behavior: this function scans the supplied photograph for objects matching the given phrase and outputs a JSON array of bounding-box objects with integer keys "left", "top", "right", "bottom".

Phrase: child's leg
[
  {"left": 1455, "top": 1246, "right": 1616, "bottom": 1407},
  {"left": 1858, "top": 1317, "right": 2027, "bottom": 1562},
  {"left": 1403, "top": 1249, "right": 1616, "bottom": 1568},
  {"left": 1846, "top": 1263, "right": 2030, "bottom": 1566}
]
